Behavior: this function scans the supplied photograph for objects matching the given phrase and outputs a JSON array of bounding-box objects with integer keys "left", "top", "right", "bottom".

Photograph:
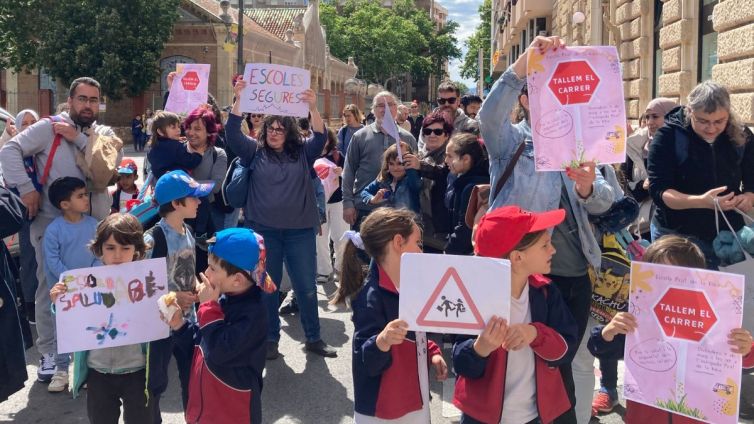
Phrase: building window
[
  {"left": 652, "top": 0, "right": 662, "bottom": 98},
  {"left": 698, "top": 0, "right": 717, "bottom": 82}
]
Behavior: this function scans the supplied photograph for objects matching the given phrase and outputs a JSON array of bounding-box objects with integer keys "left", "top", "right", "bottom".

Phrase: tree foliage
[
  {"left": 453, "top": 80, "right": 470, "bottom": 95},
  {"left": 321, "top": 0, "right": 461, "bottom": 88},
  {"left": 459, "top": 0, "right": 491, "bottom": 82},
  {"left": 0, "top": 0, "right": 181, "bottom": 100}
]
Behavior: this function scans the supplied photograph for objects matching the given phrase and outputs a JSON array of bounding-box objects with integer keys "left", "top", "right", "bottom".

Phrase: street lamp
[{"left": 219, "top": 0, "right": 245, "bottom": 74}]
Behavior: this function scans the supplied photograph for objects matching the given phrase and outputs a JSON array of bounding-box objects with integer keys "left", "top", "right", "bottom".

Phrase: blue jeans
[
  {"left": 248, "top": 221, "right": 320, "bottom": 343},
  {"left": 650, "top": 218, "right": 720, "bottom": 270}
]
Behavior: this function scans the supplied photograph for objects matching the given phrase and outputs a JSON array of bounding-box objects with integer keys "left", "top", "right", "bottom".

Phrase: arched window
[{"left": 159, "top": 56, "right": 196, "bottom": 95}]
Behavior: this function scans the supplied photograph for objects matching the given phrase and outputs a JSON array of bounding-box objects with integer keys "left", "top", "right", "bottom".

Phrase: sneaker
[
  {"left": 37, "top": 353, "right": 55, "bottom": 383},
  {"left": 316, "top": 274, "right": 330, "bottom": 284},
  {"left": 266, "top": 341, "right": 279, "bottom": 360},
  {"left": 48, "top": 371, "right": 68, "bottom": 393},
  {"left": 279, "top": 296, "right": 299, "bottom": 315},
  {"left": 592, "top": 388, "right": 618, "bottom": 414},
  {"left": 305, "top": 340, "right": 337, "bottom": 358}
]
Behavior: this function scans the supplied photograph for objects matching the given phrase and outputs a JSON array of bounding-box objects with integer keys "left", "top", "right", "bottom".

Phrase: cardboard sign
[
  {"left": 54, "top": 258, "right": 170, "bottom": 353},
  {"left": 165, "top": 64, "right": 211, "bottom": 116},
  {"left": 399, "top": 253, "right": 510, "bottom": 335},
  {"left": 624, "top": 262, "right": 745, "bottom": 424},
  {"left": 239, "top": 63, "right": 310, "bottom": 117},
  {"left": 526, "top": 46, "right": 626, "bottom": 171}
]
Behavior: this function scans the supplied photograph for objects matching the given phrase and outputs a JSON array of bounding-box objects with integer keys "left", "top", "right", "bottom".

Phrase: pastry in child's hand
[{"left": 158, "top": 292, "right": 181, "bottom": 324}]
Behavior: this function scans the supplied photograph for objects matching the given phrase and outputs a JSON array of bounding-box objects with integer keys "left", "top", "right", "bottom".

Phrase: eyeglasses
[
  {"left": 268, "top": 126, "right": 286, "bottom": 135},
  {"left": 422, "top": 128, "right": 445, "bottom": 136},
  {"left": 691, "top": 114, "right": 729, "bottom": 129},
  {"left": 437, "top": 97, "right": 457, "bottom": 105},
  {"left": 251, "top": 114, "right": 264, "bottom": 118},
  {"left": 75, "top": 96, "right": 100, "bottom": 106},
  {"left": 375, "top": 103, "right": 397, "bottom": 109}
]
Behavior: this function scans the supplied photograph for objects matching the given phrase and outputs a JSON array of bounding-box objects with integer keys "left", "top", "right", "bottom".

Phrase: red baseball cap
[
  {"left": 474, "top": 206, "right": 566, "bottom": 258},
  {"left": 117, "top": 159, "right": 138, "bottom": 174}
]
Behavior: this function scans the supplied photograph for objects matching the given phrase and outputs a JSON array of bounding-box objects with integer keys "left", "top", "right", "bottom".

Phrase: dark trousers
[
  {"left": 149, "top": 335, "right": 193, "bottom": 423},
  {"left": 599, "top": 358, "right": 619, "bottom": 390},
  {"left": 550, "top": 273, "right": 592, "bottom": 424},
  {"left": 86, "top": 369, "right": 154, "bottom": 424}
]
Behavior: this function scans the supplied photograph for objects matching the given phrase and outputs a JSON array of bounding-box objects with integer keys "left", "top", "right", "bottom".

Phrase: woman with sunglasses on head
[
  {"left": 246, "top": 113, "right": 265, "bottom": 139},
  {"left": 226, "top": 77, "right": 337, "bottom": 361},
  {"left": 647, "top": 81, "right": 754, "bottom": 270}
]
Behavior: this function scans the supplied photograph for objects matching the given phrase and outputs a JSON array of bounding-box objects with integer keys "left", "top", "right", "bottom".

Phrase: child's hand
[
  {"left": 502, "top": 323, "right": 537, "bottom": 351},
  {"left": 333, "top": 167, "right": 343, "bottom": 176},
  {"left": 402, "top": 154, "right": 421, "bottom": 170},
  {"left": 370, "top": 189, "right": 388, "bottom": 205},
  {"left": 601, "top": 312, "right": 637, "bottom": 342},
  {"left": 175, "top": 291, "right": 199, "bottom": 310},
  {"left": 49, "top": 282, "right": 67, "bottom": 303},
  {"left": 431, "top": 354, "right": 448, "bottom": 381},
  {"left": 376, "top": 319, "right": 408, "bottom": 352},
  {"left": 197, "top": 272, "right": 220, "bottom": 304},
  {"left": 473, "top": 316, "right": 507, "bottom": 357},
  {"left": 728, "top": 328, "right": 753, "bottom": 356}
]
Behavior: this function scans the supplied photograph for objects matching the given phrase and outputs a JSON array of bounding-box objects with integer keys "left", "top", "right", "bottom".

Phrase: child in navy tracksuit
[
  {"left": 452, "top": 206, "right": 578, "bottom": 424},
  {"left": 360, "top": 142, "right": 422, "bottom": 215},
  {"left": 147, "top": 111, "right": 202, "bottom": 180},
  {"left": 587, "top": 235, "right": 754, "bottom": 424},
  {"left": 164, "top": 227, "right": 275, "bottom": 424},
  {"left": 332, "top": 207, "right": 448, "bottom": 422}
]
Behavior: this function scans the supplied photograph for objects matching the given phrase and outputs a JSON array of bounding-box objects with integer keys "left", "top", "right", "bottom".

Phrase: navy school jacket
[
  {"left": 352, "top": 262, "right": 442, "bottom": 419},
  {"left": 173, "top": 285, "right": 267, "bottom": 424},
  {"left": 452, "top": 275, "right": 578, "bottom": 424}
]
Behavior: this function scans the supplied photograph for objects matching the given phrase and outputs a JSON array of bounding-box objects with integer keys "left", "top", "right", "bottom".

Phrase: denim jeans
[
  {"left": 650, "top": 218, "right": 720, "bottom": 270},
  {"left": 248, "top": 221, "right": 321, "bottom": 343}
]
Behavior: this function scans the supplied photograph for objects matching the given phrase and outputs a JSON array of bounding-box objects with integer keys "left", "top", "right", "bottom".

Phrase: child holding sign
[
  {"left": 452, "top": 206, "right": 578, "bottom": 424},
  {"left": 332, "top": 207, "right": 448, "bottom": 422},
  {"left": 359, "top": 143, "right": 422, "bottom": 215},
  {"left": 162, "top": 228, "right": 272, "bottom": 424},
  {"left": 50, "top": 214, "right": 155, "bottom": 422},
  {"left": 587, "top": 235, "right": 754, "bottom": 423}
]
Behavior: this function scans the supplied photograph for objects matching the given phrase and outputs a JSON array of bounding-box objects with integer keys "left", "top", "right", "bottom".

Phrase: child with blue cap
[{"left": 163, "top": 227, "right": 274, "bottom": 424}]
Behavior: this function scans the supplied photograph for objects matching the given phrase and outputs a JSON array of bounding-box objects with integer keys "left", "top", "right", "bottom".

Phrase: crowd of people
[{"left": 0, "top": 33, "right": 753, "bottom": 424}]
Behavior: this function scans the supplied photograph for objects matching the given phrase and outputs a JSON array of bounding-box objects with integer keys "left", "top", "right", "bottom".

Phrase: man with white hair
[{"left": 341, "top": 91, "right": 417, "bottom": 227}]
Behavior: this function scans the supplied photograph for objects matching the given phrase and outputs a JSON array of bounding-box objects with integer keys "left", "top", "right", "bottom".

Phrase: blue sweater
[
  {"left": 359, "top": 169, "right": 422, "bottom": 214},
  {"left": 43, "top": 215, "right": 98, "bottom": 288},
  {"left": 147, "top": 137, "right": 203, "bottom": 180}
]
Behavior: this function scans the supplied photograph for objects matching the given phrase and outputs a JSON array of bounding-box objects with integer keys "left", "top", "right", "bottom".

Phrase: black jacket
[
  {"left": 147, "top": 137, "right": 203, "bottom": 180},
  {"left": 647, "top": 106, "right": 754, "bottom": 243},
  {"left": 444, "top": 161, "right": 489, "bottom": 255},
  {"left": 419, "top": 146, "right": 452, "bottom": 250}
]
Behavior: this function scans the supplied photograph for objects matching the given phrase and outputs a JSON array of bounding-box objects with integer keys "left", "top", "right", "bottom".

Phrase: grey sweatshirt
[
  {"left": 341, "top": 123, "right": 417, "bottom": 210},
  {"left": 0, "top": 112, "right": 115, "bottom": 220}
]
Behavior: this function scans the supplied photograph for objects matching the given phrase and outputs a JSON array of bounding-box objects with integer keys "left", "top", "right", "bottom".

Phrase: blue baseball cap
[
  {"left": 208, "top": 228, "right": 261, "bottom": 271},
  {"left": 154, "top": 170, "right": 215, "bottom": 206}
]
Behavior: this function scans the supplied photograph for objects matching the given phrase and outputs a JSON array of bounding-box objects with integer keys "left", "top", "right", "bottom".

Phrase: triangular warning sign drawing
[{"left": 416, "top": 267, "right": 485, "bottom": 330}]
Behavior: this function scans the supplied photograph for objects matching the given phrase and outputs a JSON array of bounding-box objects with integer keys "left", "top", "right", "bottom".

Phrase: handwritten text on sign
[
  {"left": 399, "top": 253, "right": 511, "bottom": 335},
  {"left": 240, "top": 63, "right": 310, "bottom": 118},
  {"left": 55, "top": 258, "right": 169, "bottom": 354},
  {"left": 624, "top": 262, "right": 744, "bottom": 424},
  {"left": 164, "top": 64, "right": 211, "bottom": 116}
]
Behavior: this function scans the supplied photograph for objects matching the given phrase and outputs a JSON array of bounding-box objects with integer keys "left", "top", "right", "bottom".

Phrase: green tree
[
  {"left": 459, "top": 0, "right": 491, "bottom": 83},
  {"left": 321, "top": 0, "right": 460, "bottom": 89},
  {"left": 0, "top": 0, "right": 181, "bottom": 100},
  {"left": 454, "top": 80, "right": 470, "bottom": 95}
]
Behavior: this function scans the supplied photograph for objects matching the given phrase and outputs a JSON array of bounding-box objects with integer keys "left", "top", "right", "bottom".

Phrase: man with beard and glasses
[{"left": 0, "top": 77, "right": 119, "bottom": 386}]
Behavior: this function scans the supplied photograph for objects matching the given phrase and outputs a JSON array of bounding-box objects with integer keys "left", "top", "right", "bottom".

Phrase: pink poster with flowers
[
  {"left": 525, "top": 46, "right": 626, "bottom": 171},
  {"left": 624, "top": 262, "right": 745, "bottom": 424}
]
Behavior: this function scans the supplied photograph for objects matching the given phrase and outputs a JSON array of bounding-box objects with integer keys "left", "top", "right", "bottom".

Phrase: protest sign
[
  {"left": 165, "top": 64, "right": 211, "bottom": 116},
  {"left": 54, "top": 258, "right": 169, "bottom": 354},
  {"left": 624, "top": 262, "right": 745, "bottom": 423},
  {"left": 240, "top": 63, "right": 310, "bottom": 117},
  {"left": 526, "top": 46, "right": 626, "bottom": 171},
  {"left": 314, "top": 157, "right": 339, "bottom": 200},
  {"left": 399, "top": 253, "right": 510, "bottom": 335},
  {"left": 380, "top": 97, "right": 403, "bottom": 162}
]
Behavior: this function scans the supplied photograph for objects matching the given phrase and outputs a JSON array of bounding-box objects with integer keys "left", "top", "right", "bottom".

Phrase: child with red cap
[
  {"left": 109, "top": 159, "right": 140, "bottom": 213},
  {"left": 452, "top": 205, "right": 579, "bottom": 424}
]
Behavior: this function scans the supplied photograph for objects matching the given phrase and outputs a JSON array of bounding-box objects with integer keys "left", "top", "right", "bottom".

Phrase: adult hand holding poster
[
  {"left": 54, "top": 258, "right": 169, "bottom": 354},
  {"left": 526, "top": 46, "right": 626, "bottom": 171},
  {"left": 624, "top": 262, "right": 745, "bottom": 423},
  {"left": 165, "top": 64, "right": 211, "bottom": 116},
  {"left": 399, "top": 253, "right": 510, "bottom": 335},
  {"left": 239, "top": 63, "right": 311, "bottom": 117}
]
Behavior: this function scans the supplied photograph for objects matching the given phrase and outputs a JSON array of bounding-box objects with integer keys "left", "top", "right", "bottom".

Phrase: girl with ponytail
[{"left": 333, "top": 207, "right": 448, "bottom": 422}]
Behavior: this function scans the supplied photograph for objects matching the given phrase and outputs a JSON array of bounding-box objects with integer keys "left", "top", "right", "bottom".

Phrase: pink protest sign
[
  {"left": 624, "top": 262, "right": 745, "bottom": 423},
  {"left": 240, "top": 63, "right": 310, "bottom": 118},
  {"left": 526, "top": 46, "right": 626, "bottom": 171},
  {"left": 165, "top": 64, "right": 211, "bottom": 116}
]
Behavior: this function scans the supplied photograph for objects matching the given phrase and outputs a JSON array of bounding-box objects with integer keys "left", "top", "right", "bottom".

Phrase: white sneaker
[
  {"left": 37, "top": 353, "right": 55, "bottom": 383},
  {"left": 48, "top": 371, "right": 68, "bottom": 393}
]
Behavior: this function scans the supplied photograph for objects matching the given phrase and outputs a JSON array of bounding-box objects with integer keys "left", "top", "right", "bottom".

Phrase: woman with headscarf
[{"left": 621, "top": 98, "right": 677, "bottom": 239}]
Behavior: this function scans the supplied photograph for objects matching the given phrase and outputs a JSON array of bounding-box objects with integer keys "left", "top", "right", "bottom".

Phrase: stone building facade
[{"left": 490, "top": 0, "right": 754, "bottom": 125}]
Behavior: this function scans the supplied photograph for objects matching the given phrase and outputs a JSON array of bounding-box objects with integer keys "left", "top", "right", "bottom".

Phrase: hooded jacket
[
  {"left": 444, "top": 161, "right": 490, "bottom": 255},
  {"left": 647, "top": 106, "right": 754, "bottom": 243}
]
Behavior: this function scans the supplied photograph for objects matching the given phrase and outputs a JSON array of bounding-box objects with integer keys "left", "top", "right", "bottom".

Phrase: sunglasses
[
  {"left": 268, "top": 127, "right": 286, "bottom": 135},
  {"left": 251, "top": 114, "right": 264, "bottom": 118},
  {"left": 422, "top": 128, "right": 445, "bottom": 136},
  {"left": 437, "top": 97, "right": 457, "bottom": 105}
]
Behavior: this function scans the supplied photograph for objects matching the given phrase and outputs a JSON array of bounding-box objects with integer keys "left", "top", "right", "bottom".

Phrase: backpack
[
  {"left": 111, "top": 187, "right": 139, "bottom": 213},
  {"left": 145, "top": 224, "right": 169, "bottom": 260},
  {"left": 126, "top": 173, "right": 159, "bottom": 230},
  {"left": 222, "top": 154, "right": 258, "bottom": 209}
]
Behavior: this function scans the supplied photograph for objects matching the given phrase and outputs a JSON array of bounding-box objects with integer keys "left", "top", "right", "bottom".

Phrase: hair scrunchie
[{"left": 341, "top": 230, "right": 365, "bottom": 251}]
